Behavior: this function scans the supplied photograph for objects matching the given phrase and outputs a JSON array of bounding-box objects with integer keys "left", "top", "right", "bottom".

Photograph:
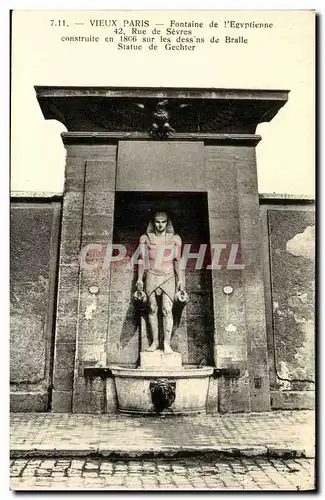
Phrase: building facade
[{"left": 10, "top": 87, "right": 315, "bottom": 413}]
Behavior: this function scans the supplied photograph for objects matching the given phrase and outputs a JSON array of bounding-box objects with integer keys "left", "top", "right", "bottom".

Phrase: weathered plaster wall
[
  {"left": 261, "top": 204, "right": 315, "bottom": 409},
  {"left": 10, "top": 201, "right": 61, "bottom": 411},
  {"left": 270, "top": 209, "right": 315, "bottom": 384}
]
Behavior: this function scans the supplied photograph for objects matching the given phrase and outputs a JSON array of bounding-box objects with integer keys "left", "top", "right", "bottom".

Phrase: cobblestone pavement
[
  {"left": 10, "top": 457, "right": 315, "bottom": 490},
  {"left": 10, "top": 410, "right": 315, "bottom": 457}
]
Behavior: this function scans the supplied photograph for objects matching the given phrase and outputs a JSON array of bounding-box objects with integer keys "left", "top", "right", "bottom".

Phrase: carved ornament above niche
[{"left": 35, "top": 86, "right": 289, "bottom": 136}]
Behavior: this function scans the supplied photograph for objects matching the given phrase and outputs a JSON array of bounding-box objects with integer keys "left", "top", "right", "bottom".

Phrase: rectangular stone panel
[
  {"left": 117, "top": 141, "right": 206, "bottom": 192},
  {"left": 10, "top": 205, "right": 54, "bottom": 281},
  {"left": 106, "top": 379, "right": 118, "bottom": 413},
  {"left": 207, "top": 216, "right": 241, "bottom": 244},
  {"left": 72, "top": 389, "right": 105, "bottom": 414},
  {"left": 79, "top": 268, "right": 111, "bottom": 294},
  {"left": 73, "top": 378, "right": 106, "bottom": 413},
  {"left": 268, "top": 208, "right": 315, "bottom": 387},
  {"left": 270, "top": 390, "right": 315, "bottom": 410},
  {"left": 208, "top": 192, "right": 240, "bottom": 219},
  {"left": 10, "top": 312, "right": 47, "bottom": 384},
  {"left": 218, "top": 361, "right": 251, "bottom": 413},
  {"left": 205, "top": 146, "right": 240, "bottom": 189},
  {"left": 62, "top": 191, "right": 84, "bottom": 214},
  {"left": 77, "top": 291, "right": 110, "bottom": 333},
  {"left": 85, "top": 158, "right": 117, "bottom": 192},
  {"left": 58, "top": 265, "right": 80, "bottom": 290},
  {"left": 10, "top": 202, "right": 61, "bottom": 410},
  {"left": 208, "top": 266, "right": 246, "bottom": 348},
  {"left": 56, "top": 287, "right": 79, "bottom": 319},
  {"left": 107, "top": 310, "right": 140, "bottom": 365},
  {"left": 206, "top": 378, "right": 218, "bottom": 414},
  {"left": 55, "top": 315, "right": 79, "bottom": 343},
  {"left": 186, "top": 322, "right": 213, "bottom": 365},
  {"left": 82, "top": 191, "right": 116, "bottom": 216},
  {"left": 52, "top": 342, "right": 76, "bottom": 392},
  {"left": 51, "top": 390, "right": 73, "bottom": 413},
  {"left": 10, "top": 392, "right": 49, "bottom": 412},
  {"left": 216, "top": 344, "right": 247, "bottom": 363},
  {"left": 59, "top": 238, "right": 81, "bottom": 267},
  {"left": 82, "top": 214, "right": 114, "bottom": 238},
  {"left": 64, "top": 155, "right": 86, "bottom": 192}
]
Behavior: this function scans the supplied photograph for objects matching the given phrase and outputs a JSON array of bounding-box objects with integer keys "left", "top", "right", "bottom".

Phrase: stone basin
[{"left": 110, "top": 365, "right": 213, "bottom": 415}]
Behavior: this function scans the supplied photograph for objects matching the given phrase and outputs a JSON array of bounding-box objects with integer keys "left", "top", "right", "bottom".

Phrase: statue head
[
  {"left": 153, "top": 212, "right": 168, "bottom": 234},
  {"left": 146, "top": 211, "right": 174, "bottom": 236}
]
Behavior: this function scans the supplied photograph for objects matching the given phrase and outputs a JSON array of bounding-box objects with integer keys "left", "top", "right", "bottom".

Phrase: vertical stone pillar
[
  {"left": 52, "top": 141, "right": 117, "bottom": 413},
  {"left": 206, "top": 145, "right": 250, "bottom": 413},
  {"left": 51, "top": 146, "right": 86, "bottom": 412},
  {"left": 206, "top": 142, "right": 270, "bottom": 413},
  {"left": 237, "top": 148, "right": 271, "bottom": 412}
]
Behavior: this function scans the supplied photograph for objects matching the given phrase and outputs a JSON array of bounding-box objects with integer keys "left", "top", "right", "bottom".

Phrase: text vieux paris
[{"left": 85, "top": 19, "right": 272, "bottom": 29}]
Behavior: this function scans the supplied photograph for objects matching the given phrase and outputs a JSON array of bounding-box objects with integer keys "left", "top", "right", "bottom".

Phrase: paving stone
[
  {"left": 11, "top": 457, "right": 315, "bottom": 491},
  {"left": 71, "top": 461, "right": 84, "bottom": 469},
  {"left": 67, "top": 470, "right": 82, "bottom": 477},
  {"left": 35, "top": 470, "right": 52, "bottom": 477},
  {"left": 9, "top": 410, "right": 315, "bottom": 491},
  {"left": 85, "top": 461, "right": 101, "bottom": 468},
  {"left": 10, "top": 410, "right": 314, "bottom": 458}
]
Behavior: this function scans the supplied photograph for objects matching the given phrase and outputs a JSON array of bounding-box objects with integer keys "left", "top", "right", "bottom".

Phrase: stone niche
[
  {"left": 35, "top": 86, "right": 289, "bottom": 414},
  {"left": 108, "top": 191, "right": 214, "bottom": 367}
]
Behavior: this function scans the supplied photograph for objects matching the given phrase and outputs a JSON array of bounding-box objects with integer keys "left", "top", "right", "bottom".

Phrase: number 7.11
[{"left": 50, "top": 20, "right": 68, "bottom": 27}]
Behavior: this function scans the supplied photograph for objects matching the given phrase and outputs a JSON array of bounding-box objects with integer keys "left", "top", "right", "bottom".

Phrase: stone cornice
[
  {"left": 35, "top": 86, "right": 289, "bottom": 101},
  {"left": 61, "top": 131, "right": 261, "bottom": 146},
  {"left": 259, "top": 193, "right": 315, "bottom": 204},
  {"left": 35, "top": 86, "right": 289, "bottom": 136},
  {"left": 10, "top": 191, "right": 63, "bottom": 199}
]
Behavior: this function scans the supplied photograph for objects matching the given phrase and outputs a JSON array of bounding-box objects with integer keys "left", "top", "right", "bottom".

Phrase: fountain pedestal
[
  {"left": 140, "top": 350, "right": 182, "bottom": 370},
  {"left": 110, "top": 350, "right": 213, "bottom": 415}
]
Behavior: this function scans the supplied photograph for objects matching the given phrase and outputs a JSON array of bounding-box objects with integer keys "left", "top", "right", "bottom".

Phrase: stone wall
[
  {"left": 10, "top": 196, "right": 315, "bottom": 412},
  {"left": 260, "top": 202, "right": 315, "bottom": 409},
  {"left": 10, "top": 200, "right": 61, "bottom": 411}
]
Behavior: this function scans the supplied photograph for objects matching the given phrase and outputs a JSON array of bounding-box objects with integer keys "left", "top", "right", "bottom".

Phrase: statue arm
[
  {"left": 173, "top": 234, "right": 184, "bottom": 291},
  {"left": 136, "top": 234, "right": 147, "bottom": 291}
]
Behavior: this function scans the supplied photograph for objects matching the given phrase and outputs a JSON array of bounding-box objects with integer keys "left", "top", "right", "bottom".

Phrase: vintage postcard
[{"left": 10, "top": 8, "right": 315, "bottom": 491}]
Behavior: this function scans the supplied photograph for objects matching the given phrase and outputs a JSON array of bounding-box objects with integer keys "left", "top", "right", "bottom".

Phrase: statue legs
[
  {"left": 147, "top": 293, "right": 159, "bottom": 351},
  {"left": 146, "top": 291, "right": 174, "bottom": 353},
  {"left": 162, "top": 293, "right": 174, "bottom": 354}
]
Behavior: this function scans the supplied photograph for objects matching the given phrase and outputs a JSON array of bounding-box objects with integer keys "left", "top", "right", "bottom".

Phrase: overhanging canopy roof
[{"left": 35, "top": 86, "right": 289, "bottom": 135}]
